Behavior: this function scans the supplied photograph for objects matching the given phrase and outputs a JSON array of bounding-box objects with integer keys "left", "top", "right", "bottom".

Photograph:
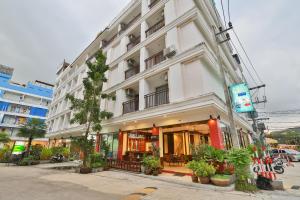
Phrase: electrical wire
[
  {"left": 227, "top": 0, "right": 231, "bottom": 22},
  {"left": 232, "top": 28, "right": 264, "bottom": 84},
  {"left": 230, "top": 40, "right": 258, "bottom": 86},
  {"left": 220, "top": 0, "right": 227, "bottom": 28}
]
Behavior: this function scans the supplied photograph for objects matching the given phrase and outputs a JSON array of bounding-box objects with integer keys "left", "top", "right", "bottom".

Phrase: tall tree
[
  {"left": 66, "top": 50, "right": 113, "bottom": 168},
  {"left": 17, "top": 118, "right": 46, "bottom": 155},
  {"left": 0, "top": 131, "right": 10, "bottom": 144}
]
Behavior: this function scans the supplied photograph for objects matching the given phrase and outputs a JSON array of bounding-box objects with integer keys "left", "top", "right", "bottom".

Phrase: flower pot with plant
[
  {"left": 195, "top": 161, "right": 216, "bottom": 184},
  {"left": 187, "top": 160, "right": 199, "bottom": 183},
  {"left": 211, "top": 174, "right": 233, "bottom": 187}
]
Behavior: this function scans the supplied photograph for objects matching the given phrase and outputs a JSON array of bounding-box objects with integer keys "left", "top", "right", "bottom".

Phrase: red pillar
[
  {"left": 208, "top": 119, "right": 224, "bottom": 149},
  {"left": 95, "top": 133, "right": 101, "bottom": 153},
  {"left": 117, "top": 130, "right": 123, "bottom": 160}
]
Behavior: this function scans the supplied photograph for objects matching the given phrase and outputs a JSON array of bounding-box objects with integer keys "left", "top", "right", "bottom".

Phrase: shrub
[
  {"left": 18, "top": 155, "right": 39, "bottom": 166},
  {"left": 89, "top": 153, "right": 105, "bottom": 169},
  {"left": 62, "top": 148, "right": 70, "bottom": 159},
  {"left": 195, "top": 161, "right": 216, "bottom": 178},
  {"left": 30, "top": 145, "right": 43, "bottom": 160},
  {"left": 142, "top": 156, "right": 160, "bottom": 170},
  {"left": 0, "top": 147, "right": 11, "bottom": 162},
  {"left": 186, "top": 160, "right": 198, "bottom": 173},
  {"left": 51, "top": 147, "right": 64, "bottom": 155},
  {"left": 40, "top": 148, "right": 53, "bottom": 160}
]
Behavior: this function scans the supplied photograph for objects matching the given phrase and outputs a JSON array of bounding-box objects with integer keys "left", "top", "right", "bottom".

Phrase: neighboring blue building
[{"left": 0, "top": 64, "right": 54, "bottom": 141}]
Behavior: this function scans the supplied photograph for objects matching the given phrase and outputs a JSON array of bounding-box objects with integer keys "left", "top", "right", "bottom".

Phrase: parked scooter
[
  {"left": 253, "top": 157, "right": 284, "bottom": 174},
  {"left": 50, "top": 154, "right": 64, "bottom": 163}
]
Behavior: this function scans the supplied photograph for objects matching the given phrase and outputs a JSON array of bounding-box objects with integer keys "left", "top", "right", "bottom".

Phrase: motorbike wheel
[{"left": 274, "top": 166, "right": 284, "bottom": 174}]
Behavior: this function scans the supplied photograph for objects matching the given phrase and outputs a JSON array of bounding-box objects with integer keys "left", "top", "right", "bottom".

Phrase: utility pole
[{"left": 213, "top": 25, "right": 240, "bottom": 148}]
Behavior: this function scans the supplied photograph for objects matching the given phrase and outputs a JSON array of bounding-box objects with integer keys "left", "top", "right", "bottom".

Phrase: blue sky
[{"left": 0, "top": 0, "right": 299, "bottom": 130}]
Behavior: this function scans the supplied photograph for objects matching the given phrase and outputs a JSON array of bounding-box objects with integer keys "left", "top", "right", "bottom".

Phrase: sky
[{"left": 0, "top": 0, "right": 299, "bottom": 130}]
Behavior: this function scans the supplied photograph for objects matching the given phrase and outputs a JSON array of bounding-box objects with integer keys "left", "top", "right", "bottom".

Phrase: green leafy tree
[
  {"left": 17, "top": 118, "right": 46, "bottom": 156},
  {"left": 66, "top": 50, "right": 113, "bottom": 168},
  {"left": 0, "top": 131, "right": 10, "bottom": 144}
]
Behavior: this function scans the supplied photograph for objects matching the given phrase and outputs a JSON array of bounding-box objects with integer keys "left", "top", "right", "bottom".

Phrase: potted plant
[
  {"left": 149, "top": 157, "right": 160, "bottom": 176},
  {"left": 187, "top": 160, "right": 199, "bottom": 183},
  {"left": 211, "top": 174, "right": 233, "bottom": 187},
  {"left": 195, "top": 161, "right": 216, "bottom": 184}
]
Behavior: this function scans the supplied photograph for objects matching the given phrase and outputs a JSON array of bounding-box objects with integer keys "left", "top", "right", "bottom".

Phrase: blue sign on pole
[{"left": 230, "top": 83, "right": 254, "bottom": 113}]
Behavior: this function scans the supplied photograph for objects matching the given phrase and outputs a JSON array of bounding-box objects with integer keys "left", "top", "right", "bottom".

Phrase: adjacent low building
[
  {"left": 0, "top": 64, "right": 53, "bottom": 145},
  {"left": 47, "top": 0, "right": 252, "bottom": 160}
]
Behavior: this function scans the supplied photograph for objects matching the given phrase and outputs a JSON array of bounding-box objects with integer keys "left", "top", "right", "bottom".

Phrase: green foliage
[
  {"left": 30, "top": 145, "right": 43, "bottom": 160},
  {"left": 269, "top": 129, "right": 300, "bottom": 145},
  {"left": 0, "top": 147, "right": 11, "bottom": 162},
  {"left": 227, "top": 148, "right": 255, "bottom": 192},
  {"left": 186, "top": 160, "right": 198, "bottom": 173},
  {"left": 211, "top": 174, "right": 232, "bottom": 180},
  {"left": 40, "top": 148, "right": 53, "bottom": 160},
  {"left": 142, "top": 156, "right": 160, "bottom": 170},
  {"left": 18, "top": 155, "right": 40, "bottom": 166},
  {"left": 100, "top": 140, "right": 110, "bottom": 160},
  {"left": 17, "top": 118, "right": 46, "bottom": 155},
  {"left": 195, "top": 161, "right": 216, "bottom": 177},
  {"left": 89, "top": 153, "right": 105, "bottom": 168},
  {"left": 0, "top": 131, "right": 10, "bottom": 143},
  {"left": 191, "top": 144, "right": 227, "bottom": 162},
  {"left": 66, "top": 50, "right": 113, "bottom": 168}
]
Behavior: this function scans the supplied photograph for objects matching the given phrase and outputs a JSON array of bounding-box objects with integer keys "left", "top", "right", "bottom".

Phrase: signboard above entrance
[{"left": 230, "top": 83, "right": 254, "bottom": 113}]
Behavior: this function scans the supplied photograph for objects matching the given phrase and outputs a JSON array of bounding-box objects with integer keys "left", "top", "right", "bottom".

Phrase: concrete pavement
[{"left": 0, "top": 164, "right": 299, "bottom": 200}]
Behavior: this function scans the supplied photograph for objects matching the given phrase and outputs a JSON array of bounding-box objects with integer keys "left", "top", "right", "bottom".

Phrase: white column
[
  {"left": 168, "top": 63, "right": 184, "bottom": 103},
  {"left": 165, "top": 27, "right": 179, "bottom": 51},
  {"left": 140, "top": 47, "right": 149, "bottom": 72},
  {"left": 164, "top": 0, "right": 177, "bottom": 25},
  {"left": 139, "top": 78, "right": 149, "bottom": 111},
  {"left": 140, "top": 21, "right": 149, "bottom": 42},
  {"left": 120, "top": 35, "right": 129, "bottom": 55},
  {"left": 106, "top": 48, "right": 113, "bottom": 65},
  {"left": 115, "top": 89, "right": 126, "bottom": 117},
  {"left": 159, "top": 127, "right": 163, "bottom": 158},
  {"left": 141, "top": 0, "right": 150, "bottom": 16},
  {"left": 118, "top": 60, "right": 127, "bottom": 83}
]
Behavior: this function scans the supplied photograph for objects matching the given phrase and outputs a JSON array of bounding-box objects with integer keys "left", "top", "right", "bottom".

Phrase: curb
[{"left": 109, "top": 169, "right": 235, "bottom": 192}]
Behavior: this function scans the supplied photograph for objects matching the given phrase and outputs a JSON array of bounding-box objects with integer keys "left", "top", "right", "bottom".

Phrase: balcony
[
  {"left": 127, "top": 36, "right": 141, "bottom": 51},
  {"left": 123, "top": 98, "right": 139, "bottom": 114},
  {"left": 145, "top": 51, "right": 165, "bottom": 69},
  {"left": 145, "top": 88, "right": 169, "bottom": 108},
  {"left": 145, "top": 19, "right": 165, "bottom": 37},
  {"left": 148, "top": 0, "right": 159, "bottom": 9},
  {"left": 102, "top": 33, "right": 118, "bottom": 48},
  {"left": 125, "top": 66, "right": 139, "bottom": 80}
]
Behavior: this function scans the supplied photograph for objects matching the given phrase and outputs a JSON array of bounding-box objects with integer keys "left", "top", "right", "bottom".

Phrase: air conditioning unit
[
  {"left": 125, "top": 88, "right": 135, "bottom": 97},
  {"left": 127, "top": 59, "right": 136, "bottom": 67},
  {"left": 129, "top": 34, "right": 136, "bottom": 42},
  {"left": 163, "top": 45, "right": 176, "bottom": 58}
]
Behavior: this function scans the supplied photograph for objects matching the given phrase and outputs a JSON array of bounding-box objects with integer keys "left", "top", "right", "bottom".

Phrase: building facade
[
  {"left": 47, "top": 0, "right": 252, "bottom": 159},
  {"left": 0, "top": 64, "right": 53, "bottom": 144}
]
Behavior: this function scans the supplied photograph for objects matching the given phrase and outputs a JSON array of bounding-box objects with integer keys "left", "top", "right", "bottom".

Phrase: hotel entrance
[{"left": 162, "top": 122, "right": 210, "bottom": 174}]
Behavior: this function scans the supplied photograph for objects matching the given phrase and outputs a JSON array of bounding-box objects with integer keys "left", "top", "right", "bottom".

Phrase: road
[{"left": 0, "top": 164, "right": 299, "bottom": 200}]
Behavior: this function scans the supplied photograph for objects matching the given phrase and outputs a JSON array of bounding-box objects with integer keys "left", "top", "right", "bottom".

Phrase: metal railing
[
  {"left": 125, "top": 66, "right": 139, "bottom": 80},
  {"left": 145, "top": 19, "right": 165, "bottom": 37},
  {"left": 127, "top": 36, "right": 141, "bottom": 51},
  {"left": 123, "top": 98, "right": 139, "bottom": 114},
  {"left": 145, "top": 88, "right": 169, "bottom": 108},
  {"left": 108, "top": 159, "right": 141, "bottom": 173},
  {"left": 145, "top": 51, "right": 165, "bottom": 69}
]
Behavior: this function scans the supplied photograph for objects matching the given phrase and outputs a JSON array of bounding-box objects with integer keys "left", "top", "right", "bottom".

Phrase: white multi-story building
[
  {"left": 0, "top": 65, "right": 53, "bottom": 144},
  {"left": 47, "top": 0, "right": 252, "bottom": 160}
]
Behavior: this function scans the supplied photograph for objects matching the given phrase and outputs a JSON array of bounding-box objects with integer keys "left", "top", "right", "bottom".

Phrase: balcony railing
[
  {"left": 145, "top": 19, "right": 165, "bottom": 37},
  {"left": 145, "top": 51, "right": 165, "bottom": 69},
  {"left": 148, "top": 0, "right": 159, "bottom": 8},
  {"left": 123, "top": 98, "right": 139, "bottom": 114},
  {"left": 127, "top": 36, "right": 141, "bottom": 51},
  {"left": 102, "top": 33, "right": 118, "bottom": 48},
  {"left": 126, "top": 13, "right": 141, "bottom": 30},
  {"left": 125, "top": 66, "right": 140, "bottom": 80},
  {"left": 145, "top": 88, "right": 169, "bottom": 109}
]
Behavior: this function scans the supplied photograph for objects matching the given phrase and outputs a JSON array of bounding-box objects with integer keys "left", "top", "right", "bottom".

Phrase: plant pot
[
  {"left": 211, "top": 177, "right": 231, "bottom": 187},
  {"left": 199, "top": 176, "right": 210, "bottom": 184},
  {"left": 80, "top": 167, "right": 92, "bottom": 174},
  {"left": 145, "top": 167, "right": 152, "bottom": 175},
  {"left": 191, "top": 174, "right": 199, "bottom": 183},
  {"left": 152, "top": 169, "right": 159, "bottom": 176}
]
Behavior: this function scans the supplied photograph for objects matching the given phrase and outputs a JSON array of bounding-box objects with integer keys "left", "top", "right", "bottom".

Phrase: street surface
[{"left": 0, "top": 163, "right": 299, "bottom": 200}]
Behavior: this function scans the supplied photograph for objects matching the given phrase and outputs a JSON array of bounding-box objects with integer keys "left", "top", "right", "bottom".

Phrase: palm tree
[
  {"left": 0, "top": 131, "right": 10, "bottom": 144},
  {"left": 17, "top": 118, "right": 46, "bottom": 156}
]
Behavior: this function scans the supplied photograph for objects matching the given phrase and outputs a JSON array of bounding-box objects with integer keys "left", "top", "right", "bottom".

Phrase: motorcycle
[
  {"left": 253, "top": 157, "right": 284, "bottom": 174},
  {"left": 50, "top": 154, "right": 64, "bottom": 163}
]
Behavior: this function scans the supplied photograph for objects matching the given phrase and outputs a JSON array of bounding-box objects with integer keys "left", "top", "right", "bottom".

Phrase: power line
[
  {"left": 227, "top": 0, "right": 231, "bottom": 22},
  {"left": 230, "top": 40, "right": 258, "bottom": 85},
  {"left": 220, "top": 0, "right": 227, "bottom": 28},
  {"left": 232, "top": 28, "right": 264, "bottom": 84}
]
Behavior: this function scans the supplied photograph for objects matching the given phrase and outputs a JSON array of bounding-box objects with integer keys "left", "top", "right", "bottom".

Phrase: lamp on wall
[{"left": 152, "top": 124, "right": 159, "bottom": 135}]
